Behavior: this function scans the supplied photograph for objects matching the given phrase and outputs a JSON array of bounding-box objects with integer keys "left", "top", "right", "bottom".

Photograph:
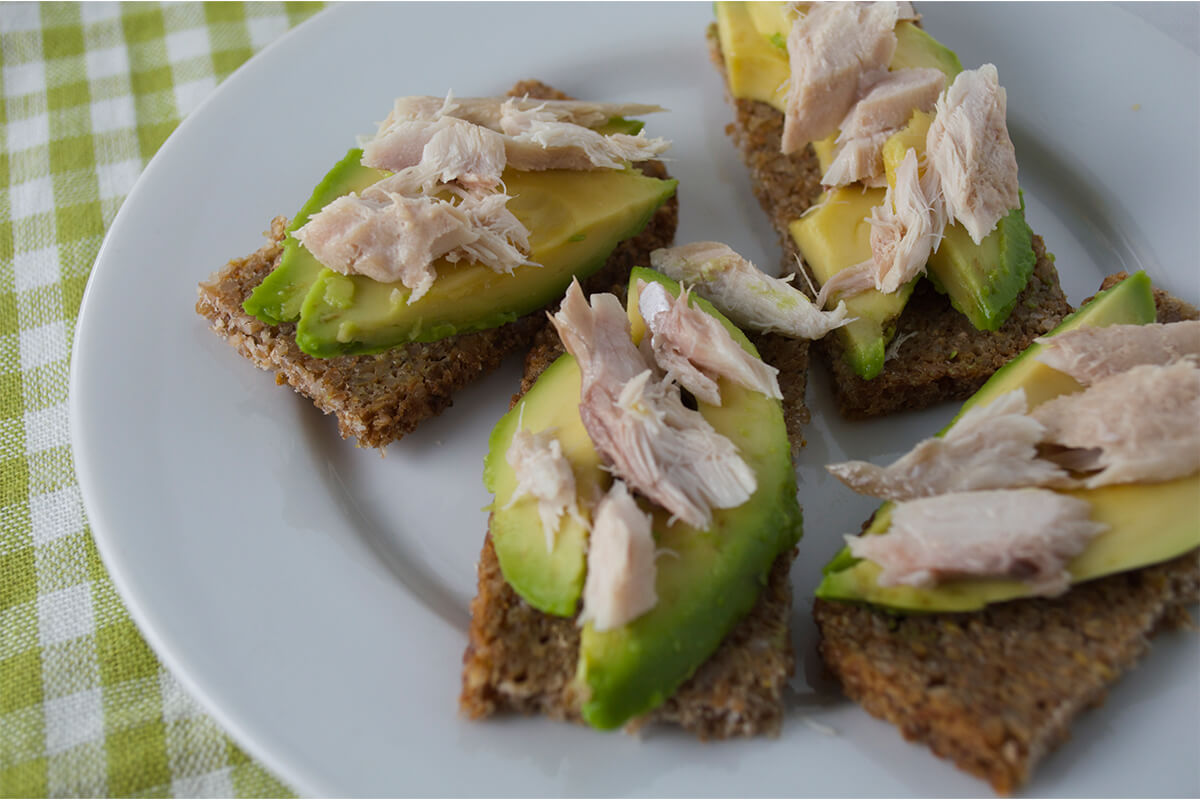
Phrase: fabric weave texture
[{"left": 1, "top": 3, "right": 324, "bottom": 796}]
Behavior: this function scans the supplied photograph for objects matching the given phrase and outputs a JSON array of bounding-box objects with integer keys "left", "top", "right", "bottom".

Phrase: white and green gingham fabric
[{"left": 1, "top": 3, "right": 324, "bottom": 796}]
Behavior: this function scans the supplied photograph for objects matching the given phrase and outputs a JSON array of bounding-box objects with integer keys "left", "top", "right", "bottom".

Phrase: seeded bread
[
  {"left": 813, "top": 277, "right": 1200, "bottom": 793},
  {"left": 460, "top": 324, "right": 809, "bottom": 738},
  {"left": 706, "top": 25, "right": 1074, "bottom": 419},
  {"left": 195, "top": 81, "right": 678, "bottom": 449}
]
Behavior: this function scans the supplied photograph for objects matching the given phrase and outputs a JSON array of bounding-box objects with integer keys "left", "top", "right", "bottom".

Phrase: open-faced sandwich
[
  {"left": 709, "top": 1, "right": 1074, "bottom": 417},
  {"left": 196, "top": 81, "right": 678, "bottom": 448},
  {"left": 814, "top": 271, "right": 1200, "bottom": 792},
  {"left": 461, "top": 244, "right": 819, "bottom": 737}
]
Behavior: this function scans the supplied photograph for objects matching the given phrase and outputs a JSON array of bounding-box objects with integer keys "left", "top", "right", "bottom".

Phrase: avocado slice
[
  {"left": 714, "top": 1, "right": 791, "bottom": 110},
  {"left": 891, "top": 21, "right": 963, "bottom": 82},
  {"left": 881, "top": 111, "right": 1037, "bottom": 332},
  {"left": 293, "top": 167, "right": 677, "bottom": 357},
  {"left": 485, "top": 354, "right": 605, "bottom": 617},
  {"left": 954, "top": 270, "right": 1157, "bottom": 419},
  {"left": 816, "top": 272, "right": 1199, "bottom": 612},
  {"left": 574, "top": 268, "right": 803, "bottom": 730},
  {"left": 789, "top": 187, "right": 917, "bottom": 379},
  {"left": 243, "top": 149, "right": 390, "bottom": 325}
]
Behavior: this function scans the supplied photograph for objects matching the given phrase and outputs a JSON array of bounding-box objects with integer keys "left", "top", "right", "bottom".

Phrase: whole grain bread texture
[
  {"left": 706, "top": 25, "right": 1074, "bottom": 419},
  {"left": 195, "top": 81, "right": 678, "bottom": 449},
  {"left": 813, "top": 276, "right": 1200, "bottom": 794},
  {"left": 460, "top": 321, "right": 810, "bottom": 738}
]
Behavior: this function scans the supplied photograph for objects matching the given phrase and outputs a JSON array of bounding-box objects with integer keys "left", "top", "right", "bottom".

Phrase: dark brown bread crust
[
  {"left": 195, "top": 82, "right": 678, "bottom": 449},
  {"left": 706, "top": 25, "right": 1074, "bottom": 419},
  {"left": 813, "top": 278, "right": 1200, "bottom": 793},
  {"left": 460, "top": 311, "right": 810, "bottom": 738}
]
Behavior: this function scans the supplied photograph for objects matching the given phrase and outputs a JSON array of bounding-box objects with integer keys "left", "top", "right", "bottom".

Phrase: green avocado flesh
[
  {"left": 484, "top": 267, "right": 802, "bottom": 728},
  {"left": 243, "top": 149, "right": 388, "bottom": 325},
  {"left": 484, "top": 355, "right": 602, "bottom": 617},
  {"left": 817, "top": 272, "right": 1199, "bottom": 612},
  {"left": 882, "top": 112, "right": 1037, "bottom": 333},
  {"left": 789, "top": 188, "right": 916, "bottom": 380},
  {"left": 891, "top": 21, "right": 962, "bottom": 82},
  {"left": 928, "top": 204, "right": 1036, "bottom": 331},
  {"left": 293, "top": 167, "right": 676, "bottom": 356},
  {"left": 576, "top": 268, "right": 802, "bottom": 730},
  {"left": 955, "top": 270, "right": 1157, "bottom": 420},
  {"left": 716, "top": 2, "right": 1036, "bottom": 378}
]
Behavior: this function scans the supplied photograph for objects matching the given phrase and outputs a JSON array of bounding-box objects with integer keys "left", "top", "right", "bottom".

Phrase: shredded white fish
[
  {"left": 823, "top": 67, "right": 945, "bottom": 187},
  {"left": 1035, "top": 320, "right": 1200, "bottom": 386},
  {"left": 550, "top": 280, "right": 757, "bottom": 530},
  {"left": 649, "top": 242, "right": 851, "bottom": 340},
  {"left": 611, "top": 371, "right": 758, "bottom": 528},
  {"left": 883, "top": 329, "right": 918, "bottom": 362},
  {"left": 925, "top": 64, "right": 1020, "bottom": 245},
  {"left": 782, "top": 1, "right": 900, "bottom": 153},
  {"left": 367, "top": 95, "right": 670, "bottom": 175},
  {"left": 840, "top": 68, "right": 945, "bottom": 141},
  {"left": 363, "top": 116, "right": 508, "bottom": 195},
  {"left": 848, "top": 488, "right": 1107, "bottom": 596},
  {"left": 867, "top": 148, "right": 946, "bottom": 294},
  {"left": 324, "top": 92, "right": 671, "bottom": 289},
  {"left": 294, "top": 186, "right": 532, "bottom": 302},
  {"left": 375, "top": 94, "right": 665, "bottom": 136},
  {"left": 579, "top": 480, "right": 658, "bottom": 632},
  {"left": 827, "top": 389, "right": 1070, "bottom": 500},
  {"left": 638, "top": 281, "right": 782, "bottom": 406},
  {"left": 1033, "top": 361, "right": 1200, "bottom": 488},
  {"left": 812, "top": 258, "right": 875, "bottom": 309},
  {"left": 822, "top": 132, "right": 890, "bottom": 188},
  {"left": 503, "top": 416, "right": 582, "bottom": 553}
]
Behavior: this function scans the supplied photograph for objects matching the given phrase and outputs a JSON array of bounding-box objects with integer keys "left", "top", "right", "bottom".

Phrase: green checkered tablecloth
[{"left": 1, "top": 3, "right": 324, "bottom": 796}]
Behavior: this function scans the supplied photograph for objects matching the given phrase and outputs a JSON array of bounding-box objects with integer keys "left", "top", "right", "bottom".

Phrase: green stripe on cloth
[{"left": 1, "top": 3, "right": 323, "bottom": 796}]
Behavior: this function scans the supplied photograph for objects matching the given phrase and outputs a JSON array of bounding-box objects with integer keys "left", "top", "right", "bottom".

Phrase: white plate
[{"left": 71, "top": 4, "right": 1199, "bottom": 796}]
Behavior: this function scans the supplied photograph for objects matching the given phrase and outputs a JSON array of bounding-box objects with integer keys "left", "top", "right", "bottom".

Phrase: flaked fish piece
[
  {"left": 823, "top": 67, "right": 945, "bottom": 187},
  {"left": 551, "top": 279, "right": 649, "bottom": 390},
  {"left": 505, "top": 124, "right": 670, "bottom": 171},
  {"left": 503, "top": 420, "right": 581, "bottom": 553},
  {"left": 839, "top": 68, "right": 945, "bottom": 140},
  {"left": 637, "top": 280, "right": 782, "bottom": 406},
  {"left": 822, "top": 132, "right": 890, "bottom": 187},
  {"left": 827, "top": 388, "right": 1069, "bottom": 500},
  {"left": 1035, "top": 320, "right": 1200, "bottom": 385},
  {"left": 1032, "top": 361, "right": 1200, "bottom": 488},
  {"left": 782, "top": 1, "right": 900, "bottom": 153},
  {"left": 377, "top": 94, "right": 664, "bottom": 135},
  {"left": 579, "top": 481, "right": 657, "bottom": 632},
  {"left": 926, "top": 64, "right": 1020, "bottom": 245},
  {"left": 847, "top": 489, "right": 1107, "bottom": 596},
  {"left": 612, "top": 371, "right": 757, "bottom": 529},
  {"left": 500, "top": 100, "right": 671, "bottom": 170},
  {"left": 363, "top": 116, "right": 507, "bottom": 194},
  {"left": 649, "top": 242, "right": 851, "bottom": 339},
  {"left": 295, "top": 187, "right": 531, "bottom": 302},
  {"left": 368, "top": 95, "right": 670, "bottom": 175},
  {"left": 550, "top": 281, "right": 756, "bottom": 529},
  {"left": 867, "top": 147, "right": 946, "bottom": 294},
  {"left": 813, "top": 258, "right": 877, "bottom": 309}
]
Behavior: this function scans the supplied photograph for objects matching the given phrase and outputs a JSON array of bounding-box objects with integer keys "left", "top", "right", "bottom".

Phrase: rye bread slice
[
  {"left": 460, "top": 320, "right": 810, "bottom": 738},
  {"left": 195, "top": 81, "right": 678, "bottom": 449},
  {"left": 812, "top": 277, "right": 1200, "bottom": 793},
  {"left": 706, "top": 25, "right": 1075, "bottom": 419}
]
